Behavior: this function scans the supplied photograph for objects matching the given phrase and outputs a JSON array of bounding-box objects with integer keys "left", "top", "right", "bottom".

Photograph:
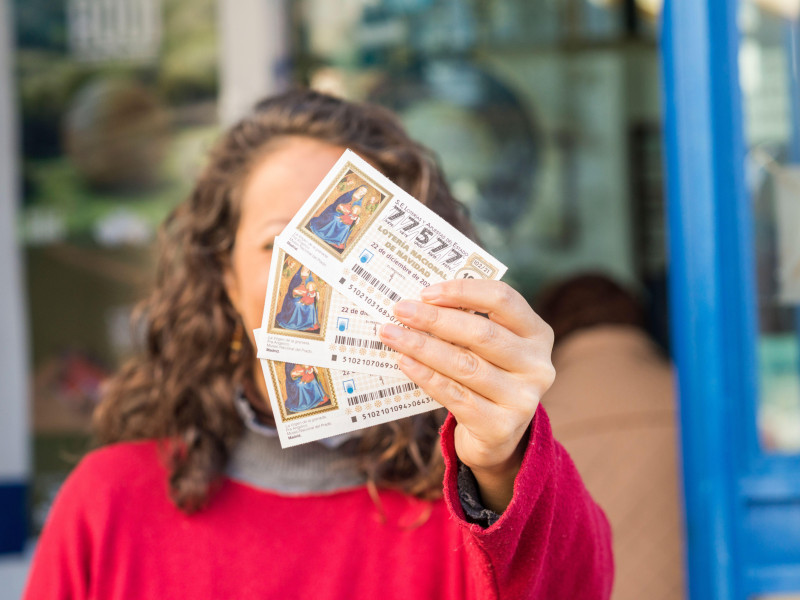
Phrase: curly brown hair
[{"left": 94, "top": 88, "right": 477, "bottom": 512}]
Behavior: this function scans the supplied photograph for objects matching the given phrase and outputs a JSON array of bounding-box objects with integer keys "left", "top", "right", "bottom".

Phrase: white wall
[
  {"left": 0, "top": 0, "right": 31, "bottom": 486},
  {"left": 0, "top": 0, "right": 33, "bottom": 594}
]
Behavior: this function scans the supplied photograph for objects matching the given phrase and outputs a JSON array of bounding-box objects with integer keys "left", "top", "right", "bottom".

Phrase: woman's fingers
[
  {"left": 420, "top": 279, "right": 550, "bottom": 340},
  {"left": 395, "top": 355, "right": 531, "bottom": 461},
  {"left": 391, "top": 300, "right": 531, "bottom": 371},
  {"left": 379, "top": 323, "right": 520, "bottom": 407},
  {"left": 378, "top": 279, "right": 557, "bottom": 477},
  {"left": 394, "top": 354, "right": 519, "bottom": 445}
]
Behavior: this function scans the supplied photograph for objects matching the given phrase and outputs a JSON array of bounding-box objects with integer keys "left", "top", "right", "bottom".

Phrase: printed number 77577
[{"left": 385, "top": 206, "right": 405, "bottom": 222}]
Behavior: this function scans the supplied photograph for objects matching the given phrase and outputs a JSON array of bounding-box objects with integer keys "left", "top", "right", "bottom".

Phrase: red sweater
[{"left": 24, "top": 408, "right": 613, "bottom": 599}]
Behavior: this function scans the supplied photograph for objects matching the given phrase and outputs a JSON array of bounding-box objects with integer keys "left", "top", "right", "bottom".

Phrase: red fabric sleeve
[{"left": 440, "top": 405, "right": 614, "bottom": 600}]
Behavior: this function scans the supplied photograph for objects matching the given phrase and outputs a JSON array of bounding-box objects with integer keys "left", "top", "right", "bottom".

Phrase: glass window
[
  {"left": 13, "top": 0, "right": 669, "bottom": 529},
  {"left": 738, "top": 0, "right": 800, "bottom": 452},
  {"left": 290, "top": 0, "right": 664, "bottom": 304},
  {"left": 13, "top": 0, "right": 221, "bottom": 531}
]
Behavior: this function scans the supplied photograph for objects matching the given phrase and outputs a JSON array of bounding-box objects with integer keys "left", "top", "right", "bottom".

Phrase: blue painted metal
[
  {"left": 0, "top": 482, "right": 27, "bottom": 554},
  {"left": 662, "top": 0, "right": 800, "bottom": 597},
  {"left": 660, "top": 0, "right": 754, "bottom": 597}
]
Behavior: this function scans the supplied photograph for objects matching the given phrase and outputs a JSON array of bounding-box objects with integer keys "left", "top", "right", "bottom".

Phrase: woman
[
  {"left": 23, "top": 89, "right": 613, "bottom": 599},
  {"left": 275, "top": 265, "right": 321, "bottom": 332},
  {"left": 308, "top": 184, "right": 368, "bottom": 250}
]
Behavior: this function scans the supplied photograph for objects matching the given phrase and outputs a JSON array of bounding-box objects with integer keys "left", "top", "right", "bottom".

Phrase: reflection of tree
[
  {"left": 16, "top": 0, "right": 221, "bottom": 239},
  {"left": 16, "top": 0, "right": 218, "bottom": 160},
  {"left": 65, "top": 80, "right": 169, "bottom": 191},
  {"left": 159, "top": 0, "right": 218, "bottom": 103}
]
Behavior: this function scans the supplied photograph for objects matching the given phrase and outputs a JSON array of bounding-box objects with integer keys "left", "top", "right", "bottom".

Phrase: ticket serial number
[
  {"left": 338, "top": 355, "right": 400, "bottom": 370},
  {"left": 360, "top": 397, "right": 434, "bottom": 420},
  {"left": 346, "top": 283, "right": 395, "bottom": 321}
]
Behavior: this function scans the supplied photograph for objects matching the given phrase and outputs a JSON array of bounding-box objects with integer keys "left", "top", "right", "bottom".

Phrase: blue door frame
[{"left": 661, "top": 0, "right": 800, "bottom": 597}]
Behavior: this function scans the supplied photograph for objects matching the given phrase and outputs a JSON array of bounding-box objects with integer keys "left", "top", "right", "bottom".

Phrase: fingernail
[
  {"left": 394, "top": 300, "right": 417, "bottom": 318},
  {"left": 380, "top": 323, "right": 405, "bottom": 342},
  {"left": 420, "top": 286, "right": 441, "bottom": 301}
]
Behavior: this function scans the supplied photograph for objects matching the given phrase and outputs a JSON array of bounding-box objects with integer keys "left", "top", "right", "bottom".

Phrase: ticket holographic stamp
[
  {"left": 258, "top": 249, "right": 405, "bottom": 377},
  {"left": 275, "top": 149, "right": 508, "bottom": 323},
  {"left": 254, "top": 329, "right": 441, "bottom": 448}
]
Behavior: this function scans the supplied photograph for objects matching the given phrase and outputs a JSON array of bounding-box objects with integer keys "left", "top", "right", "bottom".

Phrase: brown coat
[{"left": 542, "top": 326, "right": 685, "bottom": 600}]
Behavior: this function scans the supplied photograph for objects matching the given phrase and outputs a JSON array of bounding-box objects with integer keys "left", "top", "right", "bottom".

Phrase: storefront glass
[
  {"left": 739, "top": 0, "right": 800, "bottom": 451},
  {"left": 12, "top": 0, "right": 220, "bottom": 531},
  {"left": 12, "top": 0, "right": 666, "bottom": 531},
  {"left": 289, "top": 0, "right": 662, "bottom": 303}
]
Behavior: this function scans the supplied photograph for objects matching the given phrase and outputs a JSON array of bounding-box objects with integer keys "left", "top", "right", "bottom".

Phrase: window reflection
[
  {"left": 292, "top": 0, "right": 663, "bottom": 302},
  {"left": 740, "top": 0, "right": 800, "bottom": 451},
  {"left": 14, "top": 0, "right": 220, "bottom": 530}
]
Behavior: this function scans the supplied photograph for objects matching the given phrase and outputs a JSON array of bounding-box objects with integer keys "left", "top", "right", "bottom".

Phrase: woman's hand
[{"left": 378, "top": 279, "right": 556, "bottom": 514}]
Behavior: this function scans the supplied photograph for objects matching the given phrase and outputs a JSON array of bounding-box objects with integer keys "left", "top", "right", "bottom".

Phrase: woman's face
[
  {"left": 225, "top": 136, "right": 347, "bottom": 407},
  {"left": 354, "top": 186, "right": 367, "bottom": 200}
]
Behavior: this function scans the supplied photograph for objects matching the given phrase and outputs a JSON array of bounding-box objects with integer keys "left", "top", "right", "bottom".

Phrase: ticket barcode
[
  {"left": 350, "top": 264, "right": 401, "bottom": 302},
  {"left": 347, "top": 382, "right": 416, "bottom": 406},
  {"left": 334, "top": 335, "right": 388, "bottom": 351}
]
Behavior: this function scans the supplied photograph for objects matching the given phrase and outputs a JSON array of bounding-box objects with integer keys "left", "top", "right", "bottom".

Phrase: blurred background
[{"left": 2, "top": 0, "right": 800, "bottom": 598}]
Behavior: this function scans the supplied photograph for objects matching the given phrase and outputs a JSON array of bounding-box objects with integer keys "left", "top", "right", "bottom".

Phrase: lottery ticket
[
  {"left": 254, "top": 329, "right": 441, "bottom": 448},
  {"left": 275, "top": 149, "right": 507, "bottom": 323},
  {"left": 258, "top": 248, "right": 405, "bottom": 377}
]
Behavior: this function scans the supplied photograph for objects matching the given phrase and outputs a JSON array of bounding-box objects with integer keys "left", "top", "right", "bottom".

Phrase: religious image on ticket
[
  {"left": 267, "top": 252, "right": 332, "bottom": 339},
  {"left": 277, "top": 150, "right": 508, "bottom": 324},
  {"left": 269, "top": 361, "right": 338, "bottom": 422},
  {"left": 260, "top": 358, "right": 441, "bottom": 448},
  {"left": 260, "top": 249, "right": 406, "bottom": 377},
  {"left": 255, "top": 330, "right": 442, "bottom": 448},
  {"left": 301, "top": 163, "right": 391, "bottom": 259}
]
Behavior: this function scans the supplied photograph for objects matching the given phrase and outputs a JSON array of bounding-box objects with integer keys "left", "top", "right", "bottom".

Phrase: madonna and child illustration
[
  {"left": 272, "top": 255, "right": 331, "bottom": 337},
  {"left": 282, "top": 363, "right": 333, "bottom": 415},
  {"left": 304, "top": 171, "right": 386, "bottom": 256},
  {"left": 276, "top": 265, "right": 321, "bottom": 332}
]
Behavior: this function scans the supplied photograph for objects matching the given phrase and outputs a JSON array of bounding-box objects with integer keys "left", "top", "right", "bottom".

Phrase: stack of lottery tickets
[{"left": 255, "top": 150, "right": 507, "bottom": 448}]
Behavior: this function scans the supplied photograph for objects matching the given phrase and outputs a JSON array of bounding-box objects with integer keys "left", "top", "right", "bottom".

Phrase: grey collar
[{"left": 226, "top": 394, "right": 367, "bottom": 494}]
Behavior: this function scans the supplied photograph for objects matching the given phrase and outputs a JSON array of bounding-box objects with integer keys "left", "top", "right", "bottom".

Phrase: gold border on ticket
[
  {"left": 266, "top": 250, "right": 333, "bottom": 340},
  {"left": 267, "top": 360, "right": 340, "bottom": 423},
  {"left": 298, "top": 161, "right": 394, "bottom": 261}
]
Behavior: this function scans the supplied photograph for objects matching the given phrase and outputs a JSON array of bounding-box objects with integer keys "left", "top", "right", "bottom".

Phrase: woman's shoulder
[
  {"left": 75, "top": 439, "right": 164, "bottom": 476},
  {"left": 57, "top": 439, "right": 168, "bottom": 510}
]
